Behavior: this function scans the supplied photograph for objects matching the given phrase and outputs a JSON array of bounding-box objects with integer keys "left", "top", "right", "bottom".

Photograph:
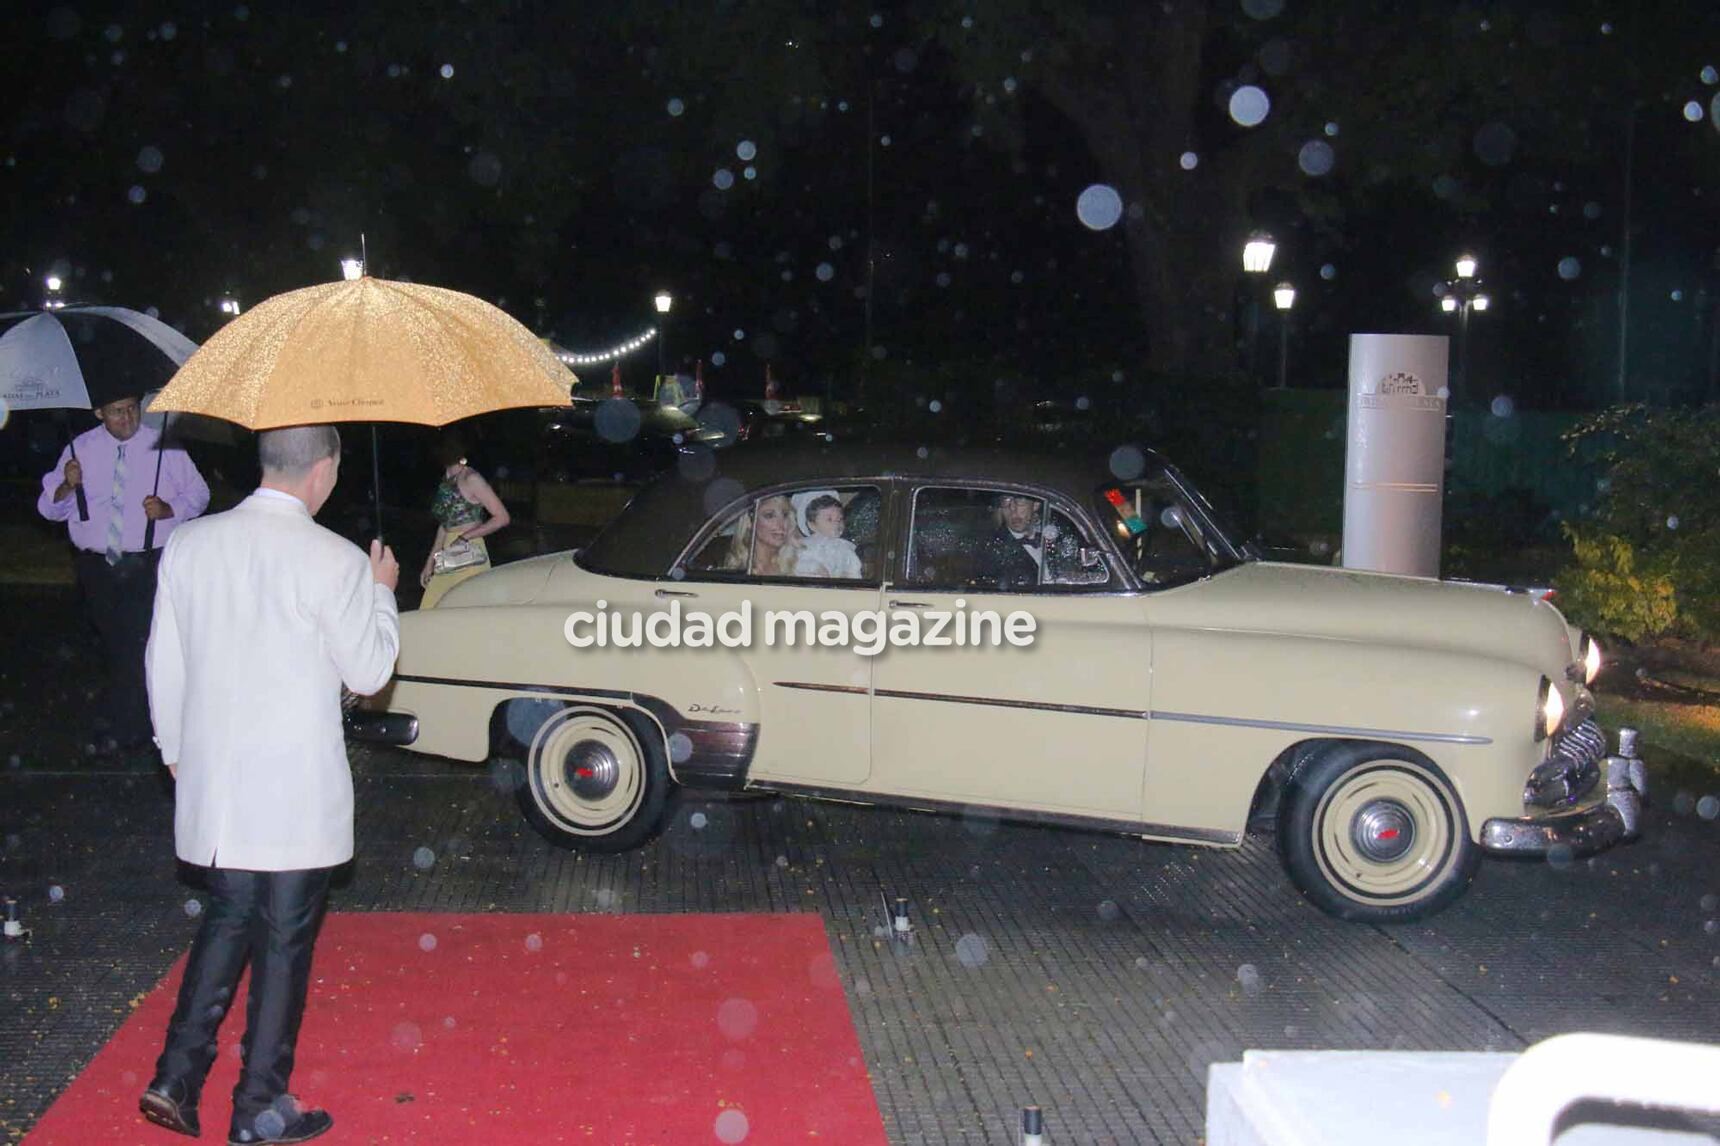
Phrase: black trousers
[
  {"left": 154, "top": 866, "right": 333, "bottom": 1130},
  {"left": 73, "top": 549, "right": 159, "bottom": 743}
]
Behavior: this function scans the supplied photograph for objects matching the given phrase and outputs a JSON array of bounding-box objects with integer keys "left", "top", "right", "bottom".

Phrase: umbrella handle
[
  {"left": 143, "top": 440, "right": 167, "bottom": 551},
  {"left": 66, "top": 436, "right": 90, "bottom": 522}
]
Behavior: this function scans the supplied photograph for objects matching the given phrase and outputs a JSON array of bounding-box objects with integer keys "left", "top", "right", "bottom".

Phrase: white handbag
[{"left": 432, "top": 538, "right": 486, "bottom": 575}]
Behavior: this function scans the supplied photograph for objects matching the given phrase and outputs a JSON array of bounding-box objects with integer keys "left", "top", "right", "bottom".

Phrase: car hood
[{"left": 1148, "top": 561, "right": 1577, "bottom": 676}]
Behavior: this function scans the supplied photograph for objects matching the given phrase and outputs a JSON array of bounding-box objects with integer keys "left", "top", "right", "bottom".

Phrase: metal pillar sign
[{"left": 1341, "top": 334, "right": 1450, "bottom": 578}]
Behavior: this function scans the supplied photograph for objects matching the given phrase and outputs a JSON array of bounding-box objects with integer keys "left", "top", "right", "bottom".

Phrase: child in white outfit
[{"left": 792, "top": 491, "right": 863, "bottom": 579}]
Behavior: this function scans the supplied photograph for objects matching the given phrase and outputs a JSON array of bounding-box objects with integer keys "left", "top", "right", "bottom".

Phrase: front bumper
[{"left": 1480, "top": 726, "right": 1646, "bottom": 856}]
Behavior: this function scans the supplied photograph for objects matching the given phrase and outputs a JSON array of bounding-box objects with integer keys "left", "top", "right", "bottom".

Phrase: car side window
[
  {"left": 905, "top": 487, "right": 1111, "bottom": 592},
  {"left": 683, "top": 486, "right": 881, "bottom": 582}
]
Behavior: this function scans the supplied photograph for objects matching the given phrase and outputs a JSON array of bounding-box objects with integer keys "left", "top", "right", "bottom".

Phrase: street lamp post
[
  {"left": 654, "top": 291, "right": 672, "bottom": 382},
  {"left": 1240, "top": 234, "right": 1277, "bottom": 378},
  {"left": 1272, "top": 282, "right": 1295, "bottom": 388},
  {"left": 1438, "top": 254, "right": 1491, "bottom": 405}
]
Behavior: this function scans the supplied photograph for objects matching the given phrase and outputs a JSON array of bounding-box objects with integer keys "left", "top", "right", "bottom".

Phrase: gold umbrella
[
  {"left": 149, "top": 276, "right": 574, "bottom": 428},
  {"left": 149, "top": 275, "right": 578, "bottom": 537}
]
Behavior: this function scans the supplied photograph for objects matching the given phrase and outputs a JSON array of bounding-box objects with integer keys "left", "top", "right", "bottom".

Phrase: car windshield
[{"left": 1096, "top": 463, "right": 1251, "bottom": 587}]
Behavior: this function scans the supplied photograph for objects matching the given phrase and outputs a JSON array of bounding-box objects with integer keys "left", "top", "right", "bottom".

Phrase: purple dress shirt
[{"left": 37, "top": 423, "right": 212, "bottom": 553}]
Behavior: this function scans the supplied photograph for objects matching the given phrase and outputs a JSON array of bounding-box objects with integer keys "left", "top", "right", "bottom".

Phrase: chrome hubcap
[
  {"left": 1351, "top": 799, "right": 1415, "bottom": 862},
  {"left": 564, "top": 741, "right": 620, "bottom": 801}
]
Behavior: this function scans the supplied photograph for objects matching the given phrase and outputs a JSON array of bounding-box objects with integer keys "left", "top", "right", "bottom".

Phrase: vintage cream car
[{"left": 351, "top": 444, "right": 1646, "bottom": 922}]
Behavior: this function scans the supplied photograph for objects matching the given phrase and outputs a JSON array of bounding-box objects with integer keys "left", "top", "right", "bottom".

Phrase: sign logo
[{"left": 1376, "top": 372, "right": 1423, "bottom": 396}]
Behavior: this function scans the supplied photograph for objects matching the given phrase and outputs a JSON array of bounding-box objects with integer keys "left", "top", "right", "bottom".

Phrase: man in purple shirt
[{"left": 38, "top": 393, "right": 211, "bottom": 750}]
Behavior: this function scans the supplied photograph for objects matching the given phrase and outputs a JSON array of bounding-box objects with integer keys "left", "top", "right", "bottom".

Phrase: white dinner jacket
[{"left": 146, "top": 489, "right": 399, "bottom": 871}]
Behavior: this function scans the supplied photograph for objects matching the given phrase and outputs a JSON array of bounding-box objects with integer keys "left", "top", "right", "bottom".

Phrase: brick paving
[{"left": 2, "top": 586, "right": 1719, "bottom": 1143}]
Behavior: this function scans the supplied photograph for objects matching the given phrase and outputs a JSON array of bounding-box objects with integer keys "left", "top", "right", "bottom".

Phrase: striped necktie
[{"left": 104, "top": 444, "right": 127, "bottom": 565}]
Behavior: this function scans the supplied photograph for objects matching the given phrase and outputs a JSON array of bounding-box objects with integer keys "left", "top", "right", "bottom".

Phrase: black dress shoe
[
  {"left": 139, "top": 1078, "right": 201, "bottom": 1137},
  {"left": 227, "top": 1107, "right": 332, "bottom": 1145}
]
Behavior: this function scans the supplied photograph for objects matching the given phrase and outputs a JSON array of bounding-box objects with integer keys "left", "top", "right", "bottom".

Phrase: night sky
[{"left": 3, "top": 1, "right": 1717, "bottom": 412}]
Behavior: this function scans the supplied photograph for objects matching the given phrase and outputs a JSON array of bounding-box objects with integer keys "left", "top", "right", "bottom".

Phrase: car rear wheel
[
  {"left": 1277, "top": 741, "right": 1478, "bottom": 922},
  {"left": 518, "top": 705, "right": 668, "bottom": 853}
]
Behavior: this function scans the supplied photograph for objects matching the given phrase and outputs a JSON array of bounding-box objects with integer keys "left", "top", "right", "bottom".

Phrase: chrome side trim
[
  {"left": 748, "top": 779, "right": 1242, "bottom": 847},
  {"left": 773, "top": 681, "right": 869, "bottom": 697},
  {"left": 874, "top": 686, "right": 1147, "bottom": 720},
  {"left": 1148, "top": 710, "right": 1492, "bottom": 746}
]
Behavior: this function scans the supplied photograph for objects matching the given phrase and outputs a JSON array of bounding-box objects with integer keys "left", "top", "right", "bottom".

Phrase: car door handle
[
  {"left": 655, "top": 588, "right": 699, "bottom": 598},
  {"left": 889, "top": 599, "right": 931, "bottom": 608}
]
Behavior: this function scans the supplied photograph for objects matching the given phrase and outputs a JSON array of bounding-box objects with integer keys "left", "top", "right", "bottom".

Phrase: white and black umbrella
[{"left": 0, "top": 306, "right": 200, "bottom": 526}]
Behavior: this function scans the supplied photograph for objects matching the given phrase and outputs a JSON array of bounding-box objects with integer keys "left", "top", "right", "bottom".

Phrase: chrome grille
[{"left": 1525, "top": 718, "right": 1606, "bottom": 808}]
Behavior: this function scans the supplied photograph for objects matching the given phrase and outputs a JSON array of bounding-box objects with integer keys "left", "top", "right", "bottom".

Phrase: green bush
[{"left": 1554, "top": 403, "right": 1720, "bottom": 644}]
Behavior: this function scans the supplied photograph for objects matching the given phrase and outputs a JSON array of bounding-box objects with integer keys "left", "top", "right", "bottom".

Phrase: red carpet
[{"left": 25, "top": 913, "right": 887, "bottom": 1144}]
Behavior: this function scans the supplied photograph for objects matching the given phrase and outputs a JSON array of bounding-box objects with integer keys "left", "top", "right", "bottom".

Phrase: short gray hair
[{"left": 259, "top": 424, "right": 341, "bottom": 477}]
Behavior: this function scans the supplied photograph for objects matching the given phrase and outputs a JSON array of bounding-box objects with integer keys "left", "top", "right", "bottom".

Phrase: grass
[{"left": 1594, "top": 693, "right": 1720, "bottom": 789}]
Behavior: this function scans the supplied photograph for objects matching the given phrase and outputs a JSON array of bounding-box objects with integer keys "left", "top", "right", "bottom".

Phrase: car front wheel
[
  {"left": 518, "top": 705, "right": 668, "bottom": 853},
  {"left": 1277, "top": 742, "right": 1478, "bottom": 922}
]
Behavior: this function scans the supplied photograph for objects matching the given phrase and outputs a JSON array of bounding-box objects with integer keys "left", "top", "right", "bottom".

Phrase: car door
[
  {"left": 675, "top": 482, "right": 887, "bottom": 787},
  {"left": 867, "top": 483, "right": 1152, "bottom": 822}
]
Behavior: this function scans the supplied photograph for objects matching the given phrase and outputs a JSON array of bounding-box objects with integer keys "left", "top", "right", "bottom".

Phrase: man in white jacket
[{"left": 139, "top": 425, "right": 400, "bottom": 1146}]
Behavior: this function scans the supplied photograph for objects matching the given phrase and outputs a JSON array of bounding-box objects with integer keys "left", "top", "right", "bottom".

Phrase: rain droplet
[
  {"left": 1109, "top": 445, "right": 1147, "bottom": 481},
  {"left": 717, "top": 997, "right": 758, "bottom": 1040},
  {"left": 48, "top": 885, "right": 64, "bottom": 904},
  {"left": 1075, "top": 184, "right": 1124, "bottom": 230},
  {"left": 418, "top": 932, "right": 437, "bottom": 952},
  {"left": 690, "top": 811, "right": 709, "bottom": 830},
  {"left": 1228, "top": 85, "right": 1271, "bottom": 128},
  {"left": 1237, "top": 964, "right": 1263, "bottom": 994},
  {"left": 1702, "top": 65, "right": 1718, "bottom": 85},
  {"left": 815, "top": 262, "right": 835, "bottom": 282},
  {"left": 412, "top": 846, "right": 436, "bottom": 871},
  {"left": 1096, "top": 899, "right": 1120, "bottom": 921},
  {"left": 667, "top": 98, "right": 685, "bottom": 117},
  {"left": 955, "top": 933, "right": 989, "bottom": 968},
  {"left": 713, "top": 168, "right": 735, "bottom": 190},
  {"left": 668, "top": 732, "right": 693, "bottom": 763},
  {"left": 1324, "top": 121, "right": 1340, "bottom": 137},
  {"left": 1179, "top": 151, "right": 1199, "bottom": 170},
  {"left": 127, "top": 185, "right": 147, "bottom": 204},
  {"left": 1320, "top": 263, "right": 1336, "bottom": 280},
  {"left": 1683, "top": 101, "right": 1703, "bottom": 123},
  {"left": 390, "top": 1021, "right": 422, "bottom": 1052},
  {"left": 136, "top": 146, "right": 164, "bottom": 173},
  {"left": 184, "top": 898, "right": 203, "bottom": 918},
  {"left": 439, "top": 63, "right": 455, "bottom": 79},
  {"left": 1698, "top": 795, "right": 1719, "bottom": 821},
  {"left": 1558, "top": 256, "right": 1582, "bottom": 280},
  {"left": 736, "top": 140, "right": 757, "bottom": 161},
  {"left": 1490, "top": 395, "right": 1516, "bottom": 418},
  {"left": 525, "top": 932, "right": 543, "bottom": 952},
  {"left": 1473, "top": 121, "right": 1517, "bottom": 166},
  {"left": 714, "top": 1108, "right": 750, "bottom": 1144},
  {"left": 1297, "top": 140, "right": 1335, "bottom": 176},
  {"left": 692, "top": 950, "right": 711, "bottom": 969},
  {"left": 1547, "top": 842, "right": 1574, "bottom": 869},
  {"left": 1667, "top": 515, "right": 1681, "bottom": 531},
  {"left": 253, "top": 1109, "right": 287, "bottom": 1139},
  {"left": 467, "top": 152, "right": 502, "bottom": 187},
  {"left": 710, "top": 351, "right": 727, "bottom": 367}
]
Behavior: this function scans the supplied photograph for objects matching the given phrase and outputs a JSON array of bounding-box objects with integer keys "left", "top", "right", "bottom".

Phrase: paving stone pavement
[{"left": 3, "top": 745, "right": 1719, "bottom": 1144}]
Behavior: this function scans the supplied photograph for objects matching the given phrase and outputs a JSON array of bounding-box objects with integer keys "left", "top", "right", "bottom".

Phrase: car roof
[{"left": 579, "top": 440, "right": 1165, "bottom": 575}]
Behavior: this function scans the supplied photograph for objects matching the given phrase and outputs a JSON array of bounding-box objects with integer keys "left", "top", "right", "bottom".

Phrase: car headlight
[
  {"left": 1536, "top": 676, "right": 1565, "bottom": 741},
  {"left": 1581, "top": 635, "right": 1603, "bottom": 685}
]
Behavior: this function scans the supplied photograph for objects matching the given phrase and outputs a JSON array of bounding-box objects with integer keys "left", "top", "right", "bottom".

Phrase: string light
[{"left": 557, "top": 327, "right": 660, "bottom": 367}]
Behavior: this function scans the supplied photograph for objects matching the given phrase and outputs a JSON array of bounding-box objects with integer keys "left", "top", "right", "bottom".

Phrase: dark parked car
[{"left": 539, "top": 398, "right": 726, "bottom": 481}]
